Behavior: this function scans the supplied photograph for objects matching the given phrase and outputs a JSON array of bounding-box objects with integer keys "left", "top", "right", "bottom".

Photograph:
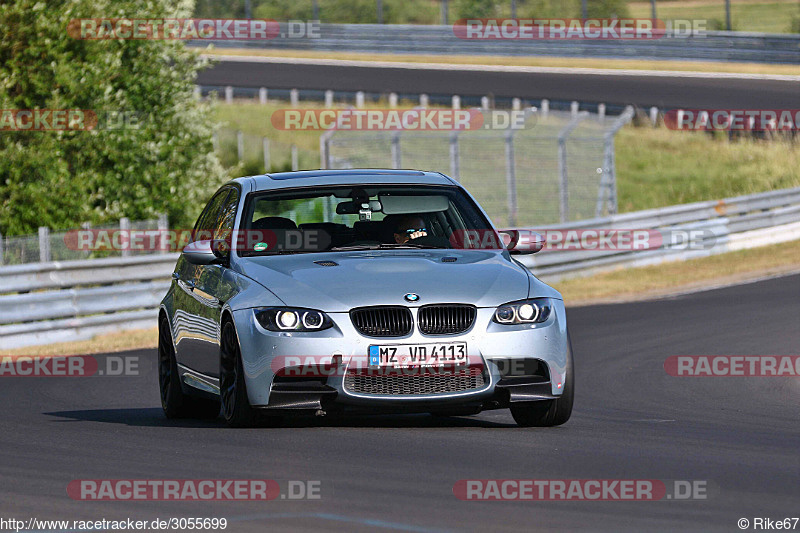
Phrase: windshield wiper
[
  {"left": 329, "top": 243, "right": 440, "bottom": 251},
  {"left": 241, "top": 249, "right": 313, "bottom": 256}
]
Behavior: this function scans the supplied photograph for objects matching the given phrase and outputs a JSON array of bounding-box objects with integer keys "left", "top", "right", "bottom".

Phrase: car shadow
[{"left": 44, "top": 407, "right": 518, "bottom": 429}]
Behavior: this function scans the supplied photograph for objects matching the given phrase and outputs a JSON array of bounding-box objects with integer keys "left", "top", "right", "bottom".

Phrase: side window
[
  {"left": 192, "top": 189, "right": 229, "bottom": 242},
  {"left": 214, "top": 188, "right": 239, "bottom": 238}
]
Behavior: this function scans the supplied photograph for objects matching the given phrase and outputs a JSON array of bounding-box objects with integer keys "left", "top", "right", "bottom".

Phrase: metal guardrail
[
  {"left": 520, "top": 186, "right": 800, "bottom": 279},
  {"left": 0, "top": 255, "right": 177, "bottom": 349},
  {"left": 191, "top": 24, "right": 800, "bottom": 64},
  {"left": 2, "top": 187, "right": 800, "bottom": 348}
]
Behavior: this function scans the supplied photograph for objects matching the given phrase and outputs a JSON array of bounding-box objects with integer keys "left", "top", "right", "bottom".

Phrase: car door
[
  {"left": 172, "top": 188, "right": 230, "bottom": 375},
  {"left": 191, "top": 186, "right": 241, "bottom": 377}
]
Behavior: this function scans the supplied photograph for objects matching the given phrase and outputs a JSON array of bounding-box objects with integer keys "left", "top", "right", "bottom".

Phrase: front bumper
[{"left": 232, "top": 300, "right": 569, "bottom": 409}]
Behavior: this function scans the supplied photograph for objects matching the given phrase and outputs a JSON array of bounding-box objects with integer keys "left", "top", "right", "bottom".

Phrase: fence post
[
  {"left": 194, "top": 86, "right": 201, "bottom": 99},
  {"left": 263, "top": 137, "right": 270, "bottom": 171},
  {"left": 598, "top": 103, "right": 606, "bottom": 123},
  {"left": 391, "top": 133, "right": 402, "bottom": 169},
  {"left": 512, "top": 98, "right": 521, "bottom": 111},
  {"left": 259, "top": 87, "right": 268, "bottom": 104},
  {"left": 449, "top": 131, "right": 460, "bottom": 181},
  {"left": 420, "top": 94, "right": 429, "bottom": 108},
  {"left": 117, "top": 218, "right": 130, "bottom": 258},
  {"left": 451, "top": 95, "right": 460, "bottom": 110},
  {"left": 389, "top": 92, "right": 398, "bottom": 108},
  {"left": 571, "top": 101, "right": 579, "bottom": 117},
  {"left": 557, "top": 111, "right": 590, "bottom": 223},
  {"left": 224, "top": 86, "right": 233, "bottom": 104},
  {"left": 0, "top": 231, "right": 4, "bottom": 266},
  {"left": 504, "top": 130, "right": 517, "bottom": 227},
  {"left": 157, "top": 213, "right": 169, "bottom": 253},
  {"left": 291, "top": 144, "right": 299, "bottom": 171},
  {"left": 649, "top": 106, "right": 659, "bottom": 126},
  {"left": 290, "top": 88, "right": 299, "bottom": 106},
  {"left": 38, "top": 227, "right": 51, "bottom": 263},
  {"left": 596, "top": 106, "right": 635, "bottom": 216},
  {"left": 355, "top": 91, "right": 365, "bottom": 108},
  {"left": 324, "top": 90, "right": 334, "bottom": 108},
  {"left": 237, "top": 130, "right": 245, "bottom": 161},
  {"left": 320, "top": 131, "right": 332, "bottom": 169},
  {"left": 212, "top": 131, "right": 219, "bottom": 152},
  {"left": 541, "top": 99, "right": 549, "bottom": 119},
  {"left": 481, "top": 96, "right": 490, "bottom": 110}
]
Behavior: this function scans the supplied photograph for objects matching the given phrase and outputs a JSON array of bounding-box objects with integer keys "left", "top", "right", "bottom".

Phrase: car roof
[{"left": 236, "top": 169, "right": 457, "bottom": 192}]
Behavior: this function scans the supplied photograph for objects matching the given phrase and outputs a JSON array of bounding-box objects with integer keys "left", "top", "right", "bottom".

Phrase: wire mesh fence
[
  {"left": 0, "top": 216, "right": 166, "bottom": 266},
  {"left": 213, "top": 128, "right": 313, "bottom": 173},
  {"left": 323, "top": 107, "right": 633, "bottom": 226}
]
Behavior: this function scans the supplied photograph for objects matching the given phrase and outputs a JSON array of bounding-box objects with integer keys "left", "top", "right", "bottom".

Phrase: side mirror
[
  {"left": 503, "top": 230, "right": 545, "bottom": 255},
  {"left": 183, "top": 239, "right": 219, "bottom": 265}
]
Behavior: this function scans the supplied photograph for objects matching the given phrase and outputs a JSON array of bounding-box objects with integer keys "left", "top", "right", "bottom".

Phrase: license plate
[{"left": 368, "top": 342, "right": 467, "bottom": 368}]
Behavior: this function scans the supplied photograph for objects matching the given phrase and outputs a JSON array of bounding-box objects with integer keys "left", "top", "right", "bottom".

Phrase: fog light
[{"left": 278, "top": 311, "right": 298, "bottom": 329}]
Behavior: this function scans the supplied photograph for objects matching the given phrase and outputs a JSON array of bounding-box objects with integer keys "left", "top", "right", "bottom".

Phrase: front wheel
[
  {"left": 510, "top": 337, "right": 574, "bottom": 427},
  {"left": 219, "top": 320, "right": 257, "bottom": 427}
]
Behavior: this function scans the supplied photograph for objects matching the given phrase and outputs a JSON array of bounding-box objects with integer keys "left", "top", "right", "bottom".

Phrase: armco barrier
[
  {"left": 2, "top": 187, "right": 799, "bottom": 348},
  {"left": 520, "top": 186, "right": 800, "bottom": 279},
  {"left": 0, "top": 255, "right": 177, "bottom": 349},
  {"left": 190, "top": 24, "right": 800, "bottom": 64}
]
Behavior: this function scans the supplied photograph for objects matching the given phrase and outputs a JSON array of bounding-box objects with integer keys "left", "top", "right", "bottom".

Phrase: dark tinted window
[
  {"left": 214, "top": 188, "right": 239, "bottom": 238},
  {"left": 192, "top": 189, "right": 229, "bottom": 242}
]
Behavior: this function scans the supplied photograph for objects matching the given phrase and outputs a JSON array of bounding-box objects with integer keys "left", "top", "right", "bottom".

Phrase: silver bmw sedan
[{"left": 159, "top": 169, "right": 573, "bottom": 427}]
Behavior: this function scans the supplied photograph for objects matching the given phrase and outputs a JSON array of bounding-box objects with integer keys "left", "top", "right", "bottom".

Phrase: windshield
[{"left": 237, "top": 184, "right": 497, "bottom": 255}]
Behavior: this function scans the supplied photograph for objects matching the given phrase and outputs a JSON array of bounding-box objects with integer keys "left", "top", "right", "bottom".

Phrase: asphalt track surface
[
  {"left": 197, "top": 58, "right": 800, "bottom": 109},
  {"left": 1, "top": 274, "right": 798, "bottom": 532}
]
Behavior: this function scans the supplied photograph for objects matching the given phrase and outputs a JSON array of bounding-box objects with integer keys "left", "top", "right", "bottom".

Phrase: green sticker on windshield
[{"left": 253, "top": 242, "right": 268, "bottom": 252}]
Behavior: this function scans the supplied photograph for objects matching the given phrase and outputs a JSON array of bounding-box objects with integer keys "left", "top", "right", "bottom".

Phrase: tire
[
  {"left": 158, "top": 316, "right": 220, "bottom": 419},
  {"left": 219, "top": 320, "right": 258, "bottom": 427},
  {"left": 510, "top": 337, "right": 574, "bottom": 427}
]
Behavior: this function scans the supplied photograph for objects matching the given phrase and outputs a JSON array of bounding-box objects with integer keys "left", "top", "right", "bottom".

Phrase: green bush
[{"left": 0, "top": 0, "right": 225, "bottom": 236}]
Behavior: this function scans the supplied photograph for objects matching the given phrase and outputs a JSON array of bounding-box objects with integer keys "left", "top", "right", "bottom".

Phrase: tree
[{"left": 0, "top": 0, "right": 225, "bottom": 236}]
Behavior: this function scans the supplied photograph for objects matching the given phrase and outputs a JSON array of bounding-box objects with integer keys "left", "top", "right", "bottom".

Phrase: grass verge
[
  {"left": 201, "top": 48, "right": 800, "bottom": 76},
  {"left": 0, "top": 328, "right": 157, "bottom": 358},
  {"left": 214, "top": 102, "right": 800, "bottom": 214},
  {"left": 553, "top": 238, "right": 800, "bottom": 305},
  {"left": 629, "top": 0, "right": 800, "bottom": 34}
]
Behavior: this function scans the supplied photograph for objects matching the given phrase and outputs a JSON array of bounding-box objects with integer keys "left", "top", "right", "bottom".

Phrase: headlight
[
  {"left": 255, "top": 308, "right": 333, "bottom": 332},
  {"left": 493, "top": 298, "right": 552, "bottom": 325}
]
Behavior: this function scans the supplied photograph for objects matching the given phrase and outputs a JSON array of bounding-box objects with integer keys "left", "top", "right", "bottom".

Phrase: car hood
[{"left": 236, "top": 249, "right": 531, "bottom": 311}]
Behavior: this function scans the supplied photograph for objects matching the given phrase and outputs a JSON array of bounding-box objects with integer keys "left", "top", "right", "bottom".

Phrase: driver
[{"left": 393, "top": 215, "right": 428, "bottom": 244}]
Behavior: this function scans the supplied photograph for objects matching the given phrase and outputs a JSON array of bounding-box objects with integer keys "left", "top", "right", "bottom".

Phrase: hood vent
[
  {"left": 314, "top": 260, "right": 339, "bottom": 267},
  {"left": 441, "top": 257, "right": 457, "bottom": 263}
]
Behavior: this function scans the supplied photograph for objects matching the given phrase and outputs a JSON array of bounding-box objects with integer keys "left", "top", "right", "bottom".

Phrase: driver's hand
[{"left": 407, "top": 230, "right": 427, "bottom": 241}]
